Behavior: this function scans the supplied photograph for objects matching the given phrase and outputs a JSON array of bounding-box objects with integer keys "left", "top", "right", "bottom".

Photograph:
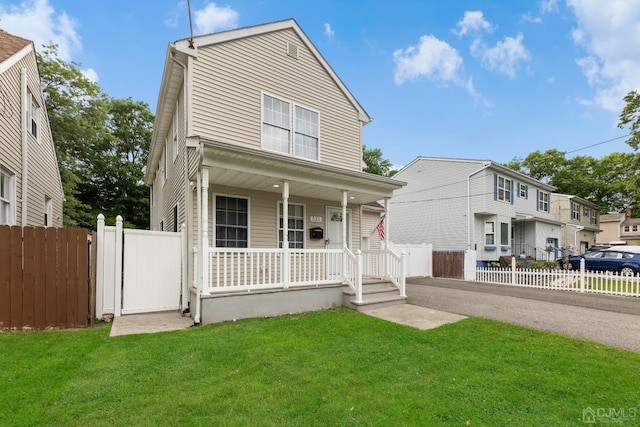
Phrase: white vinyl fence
[
  {"left": 472, "top": 257, "right": 640, "bottom": 298},
  {"left": 388, "top": 242, "right": 432, "bottom": 277}
]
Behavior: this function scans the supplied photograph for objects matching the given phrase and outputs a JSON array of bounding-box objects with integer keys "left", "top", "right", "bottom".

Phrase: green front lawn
[{"left": 1, "top": 308, "right": 639, "bottom": 426}]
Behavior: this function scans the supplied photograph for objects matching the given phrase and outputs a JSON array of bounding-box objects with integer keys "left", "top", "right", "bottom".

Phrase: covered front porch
[{"left": 188, "top": 139, "right": 407, "bottom": 324}]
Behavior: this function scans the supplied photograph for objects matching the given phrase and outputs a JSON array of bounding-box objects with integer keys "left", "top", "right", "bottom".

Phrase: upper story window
[
  {"left": 160, "top": 140, "right": 167, "bottom": 184},
  {"left": 583, "top": 206, "right": 589, "bottom": 217},
  {"left": 215, "top": 195, "right": 248, "bottom": 248},
  {"left": 172, "top": 101, "right": 179, "bottom": 161},
  {"left": 27, "top": 90, "right": 40, "bottom": 141},
  {"left": 278, "top": 203, "right": 304, "bottom": 249},
  {"left": 518, "top": 183, "right": 528, "bottom": 198},
  {"left": 44, "top": 196, "right": 52, "bottom": 227},
  {"left": 572, "top": 203, "right": 580, "bottom": 221},
  {"left": 538, "top": 191, "right": 549, "bottom": 213},
  {"left": 624, "top": 225, "right": 639, "bottom": 232},
  {"left": 262, "top": 93, "right": 319, "bottom": 161},
  {"left": 496, "top": 175, "right": 512, "bottom": 202},
  {"left": 0, "top": 168, "right": 15, "bottom": 225},
  {"left": 591, "top": 210, "right": 597, "bottom": 225}
]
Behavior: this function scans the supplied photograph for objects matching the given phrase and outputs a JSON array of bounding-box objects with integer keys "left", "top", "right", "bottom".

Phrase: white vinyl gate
[{"left": 95, "top": 215, "right": 184, "bottom": 318}]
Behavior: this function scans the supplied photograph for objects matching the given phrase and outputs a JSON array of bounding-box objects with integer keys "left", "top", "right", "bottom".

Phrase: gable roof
[
  {"left": 0, "top": 31, "right": 33, "bottom": 72},
  {"left": 398, "top": 156, "right": 556, "bottom": 191}
]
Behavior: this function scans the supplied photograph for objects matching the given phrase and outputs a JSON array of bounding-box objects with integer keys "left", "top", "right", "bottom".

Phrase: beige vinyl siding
[
  {"left": 209, "top": 184, "right": 361, "bottom": 251},
  {"left": 361, "top": 208, "right": 383, "bottom": 251},
  {"left": 191, "top": 28, "right": 363, "bottom": 172},
  {"left": 0, "top": 48, "right": 63, "bottom": 227}
]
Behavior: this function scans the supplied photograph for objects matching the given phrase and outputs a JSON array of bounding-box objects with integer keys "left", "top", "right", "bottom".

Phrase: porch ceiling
[{"left": 201, "top": 139, "right": 405, "bottom": 204}]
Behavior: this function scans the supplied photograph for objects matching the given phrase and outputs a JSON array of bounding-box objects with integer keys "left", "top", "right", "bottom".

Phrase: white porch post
[
  {"left": 282, "top": 181, "right": 290, "bottom": 289},
  {"left": 195, "top": 168, "right": 209, "bottom": 325},
  {"left": 383, "top": 197, "right": 389, "bottom": 277},
  {"left": 341, "top": 191, "right": 348, "bottom": 248}
]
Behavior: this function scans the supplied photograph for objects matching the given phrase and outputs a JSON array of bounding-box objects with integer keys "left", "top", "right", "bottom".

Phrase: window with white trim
[
  {"left": 485, "top": 221, "right": 495, "bottom": 245},
  {"left": 160, "top": 141, "right": 167, "bottom": 184},
  {"left": 591, "top": 210, "right": 597, "bottom": 225},
  {"left": 0, "top": 168, "right": 15, "bottom": 225},
  {"left": 215, "top": 196, "right": 248, "bottom": 248},
  {"left": 497, "top": 176, "right": 511, "bottom": 202},
  {"left": 44, "top": 195, "right": 52, "bottom": 227},
  {"left": 27, "top": 90, "right": 40, "bottom": 141},
  {"left": 572, "top": 203, "right": 580, "bottom": 221},
  {"left": 172, "top": 101, "right": 178, "bottom": 161},
  {"left": 278, "top": 203, "right": 304, "bottom": 249},
  {"left": 262, "top": 93, "right": 319, "bottom": 161},
  {"left": 519, "top": 184, "right": 527, "bottom": 198},
  {"left": 500, "top": 222, "right": 509, "bottom": 246},
  {"left": 538, "top": 191, "right": 549, "bottom": 212}
]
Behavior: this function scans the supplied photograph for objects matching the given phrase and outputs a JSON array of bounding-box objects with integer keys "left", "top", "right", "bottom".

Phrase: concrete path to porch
[
  {"left": 109, "top": 311, "right": 193, "bottom": 337},
  {"left": 406, "top": 277, "right": 640, "bottom": 353}
]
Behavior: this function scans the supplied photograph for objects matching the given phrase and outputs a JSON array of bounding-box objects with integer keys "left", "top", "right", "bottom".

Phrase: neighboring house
[
  {"left": 550, "top": 194, "right": 601, "bottom": 254},
  {"left": 0, "top": 31, "right": 63, "bottom": 227},
  {"left": 599, "top": 207, "right": 640, "bottom": 246},
  {"left": 145, "top": 20, "right": 405, "bottom": 324},
  {"left": 389, "top": 157, "right": 562, "bottom": 265}
]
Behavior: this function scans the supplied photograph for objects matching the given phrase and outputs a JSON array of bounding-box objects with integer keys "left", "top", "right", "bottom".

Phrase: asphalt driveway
[{"left": 406, "top": 277, "right": 640, "bottom": 353}]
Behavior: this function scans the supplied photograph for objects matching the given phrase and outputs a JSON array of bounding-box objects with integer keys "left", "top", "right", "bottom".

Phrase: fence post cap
[
  {"left": 116, "top": 215, "right": 123, "bottom": 222},
  {"left": 97, "top": 213, "right": 105, "bottom": 220}
]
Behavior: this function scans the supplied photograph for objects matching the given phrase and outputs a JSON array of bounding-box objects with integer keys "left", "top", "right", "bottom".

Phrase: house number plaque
[{"left": 309, "top": 216, "right": 323, "bottom": 223}]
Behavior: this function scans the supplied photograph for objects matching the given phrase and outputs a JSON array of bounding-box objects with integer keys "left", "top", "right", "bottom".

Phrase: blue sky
[{"left": 1, "top": 0, "right": 639, "bottom": 168}]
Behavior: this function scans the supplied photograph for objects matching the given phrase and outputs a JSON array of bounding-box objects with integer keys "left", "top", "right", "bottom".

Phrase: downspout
[
  {"left": 467, "top": 163, "right": 491, "bottom": 249},
  {"left": 21, "top": 68, "right": 28, "bottom": 226},
  {"left": 194, "top": 168, "right": 202, "bottom": 325},
  {"left": 171, "top": 53, "right": 190, "bottom": 313}
]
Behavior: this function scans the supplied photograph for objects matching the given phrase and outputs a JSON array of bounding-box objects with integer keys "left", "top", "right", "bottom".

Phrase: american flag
[{"left": 376, "top": 217, "right": 385, "bottom": 240}]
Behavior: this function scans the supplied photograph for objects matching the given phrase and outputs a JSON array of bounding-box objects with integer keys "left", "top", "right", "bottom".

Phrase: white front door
[{"left": 326, "top": 207, "right": 351, "bottom": 249}]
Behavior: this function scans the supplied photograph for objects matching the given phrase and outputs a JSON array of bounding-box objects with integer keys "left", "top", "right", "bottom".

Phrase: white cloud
[
  {"left": 568, "top": 0, "right": 640, "bottom": 112},
  {"left": 393, "top": 35, "right": 478, "bottom": 99},
  {"left": 193, "top": 2, "right": 239, "bottom": 35},
  {"left": 540, "top": 0, "right": 561, "bottom": 14},
  {"left": 521, "top": 13, "right": 543, "bottom": 24},
  {"left": 82, "top": 68, "right": 99, "bottom": 83},
  {"left": 0, "top": 0, "right": 81, "bottom": 61},
  {"left": 471, "top": 33, "right": 530, "bottom": 78},
  {"left": 164, "top": 1, "right": 186, "bottom": 28},
  {"left": 453, "top": 11, "right": 494, "bottom": 37},
  {"left": 324, "top": 23, "right": 334, "bottom": 38}
]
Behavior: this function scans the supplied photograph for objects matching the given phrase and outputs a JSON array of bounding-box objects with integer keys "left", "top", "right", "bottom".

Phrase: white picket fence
[{"left": 472, "top": 258, "right": 640, "bottom": 297}]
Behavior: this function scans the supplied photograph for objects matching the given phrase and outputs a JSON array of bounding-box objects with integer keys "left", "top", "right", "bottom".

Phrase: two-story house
[
  {"left": 598, "top": 207, "right": 640, "bottom": 246},
  {"left": 550, "top": 194, "right": 601, "bottom": 254},
  {"left": 0, "top": 31, "right": 63, "bottom": 227},
  {"left": 389, "top": 157, "right": 562, "bottom": 265},
  {"left": 145, "top": 20, "right": 405, "bottom": 325}
]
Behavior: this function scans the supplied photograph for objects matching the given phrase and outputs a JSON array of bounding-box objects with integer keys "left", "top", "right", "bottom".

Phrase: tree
[
  {"left": 619, "top": 90, "right": 640, "bottom": 149},
  {"left": 37, "top": 45, "right": 153, "bottom": 229},
  {"left": 363, "top": 145, "right": 396, "bottom": 176}
]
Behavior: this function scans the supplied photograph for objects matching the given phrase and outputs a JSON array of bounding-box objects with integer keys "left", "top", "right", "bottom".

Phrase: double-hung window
[
  {"left": 278, "top": 203, "right": 304, "bottom": 248},
  {"left": 591, "top": 210, "right": 597, "bottom": 225},
  {"left": 44, "top": 196, "right": 52, "bottom": 227},
  {"left": 572, "top": 203, "right": 580, "bottom": 221},
  {"left": 519, "top": 184, "right": 528, "bottom": 198},
  {"left": 262, "top": 93, "right": 319, "bottom": 161},
  {"left": 0, "top": 169, "right": 15, "bottom": 225},
  {"left": 215, "top": 196, "right": 248, "bottom": 248},
  {"left": 496, "top": 175, "right": 511, "bottom": 202},
  {"left": 172, "top": 102, "right": 179, "bottom": 161},
  {"left": 27, "top": 90, "right": 40, "bottom": 140},
  {"left": 538, "top": 191, "right": 549, "bottom": 212},
  {"left": 485, "top": 221, "right": 495, "bottom": 245}
]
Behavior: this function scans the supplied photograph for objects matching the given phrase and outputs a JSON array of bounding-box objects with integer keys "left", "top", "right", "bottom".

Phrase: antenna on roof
[{"left": 187, "top": 0, "right": 195, "bottom": 49}]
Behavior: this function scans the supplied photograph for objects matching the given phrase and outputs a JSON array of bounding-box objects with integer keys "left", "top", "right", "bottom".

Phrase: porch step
[{"left": 343, "top": 280, "right": 407, "bottom": 311}]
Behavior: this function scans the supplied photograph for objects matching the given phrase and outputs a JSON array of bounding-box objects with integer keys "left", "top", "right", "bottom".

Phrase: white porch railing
[
  {"left": 473, "top": 257, "right": 640, "bottom": 297},
  {"left": 202, "top": 246, "right": 407, "bottom": 300},
  {"left": 362, "top": 248, "right": 407, "bottom": 297}
]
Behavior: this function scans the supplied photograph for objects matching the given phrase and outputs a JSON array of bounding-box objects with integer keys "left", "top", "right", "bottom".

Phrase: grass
[{"left": 1, "top": 308, "right": 640, "bottom": 426}]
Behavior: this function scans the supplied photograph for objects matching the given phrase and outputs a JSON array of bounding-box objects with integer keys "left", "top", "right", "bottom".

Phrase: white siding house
[
  {"left": 389, "top": 157, "right": 562, "bottom": 265},
  {"left": 145, "top": 20, "right": 406, "bottom": 324}
]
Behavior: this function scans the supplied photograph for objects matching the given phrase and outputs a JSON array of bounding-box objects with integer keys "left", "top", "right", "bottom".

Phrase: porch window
[
  {"left": 262, "top": 93, "right": 319, "bottom": 161},
  {"left": 215, "top": 196, "right": 248, "bottom": 248},
  {"left": 0, "top": 168, "right": 15, "bottom": 225},
  {"left": 278, "top": 203, "right": 304, "bottom": 248},
  {"left": 496, "top": 175, "right": 512, "bottom": 202},
  {"left": 485, "top": 221, "right": 495, "bottom": 245},
  {"left": 572, "top": 203, "right": 580, "bottom": 221}
]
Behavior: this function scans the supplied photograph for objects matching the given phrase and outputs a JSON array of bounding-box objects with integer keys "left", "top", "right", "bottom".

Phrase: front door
[
  {"left": 326, "top": 207, "right": 351, "bottom": 249},
  {"left": 326, "top": 207, "right": 351, "bottom": 280}
]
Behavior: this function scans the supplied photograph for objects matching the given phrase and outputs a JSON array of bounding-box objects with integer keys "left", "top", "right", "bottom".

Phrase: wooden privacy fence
[
  {"left": 0, "top": 225, "right": 90, "bottom": 331},
  {"left": 433, "top": 250, "right": 465, "bottom": 279}
]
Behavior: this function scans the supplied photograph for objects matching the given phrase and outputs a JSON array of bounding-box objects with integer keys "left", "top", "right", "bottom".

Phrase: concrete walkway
[
  {"left": 406, "top": 277, "right": 640, "bottom": 352},
  {"left": 110, "top": 311, "right": 193, "bottom": 337}
]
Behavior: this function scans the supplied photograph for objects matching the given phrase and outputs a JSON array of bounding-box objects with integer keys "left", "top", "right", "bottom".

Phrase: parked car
[
  {"left": 586, "top": 245, "right": 610, "bottom": 253},
  {"left": 563, "top": 246, "right": 640, "bottom": 275}
]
